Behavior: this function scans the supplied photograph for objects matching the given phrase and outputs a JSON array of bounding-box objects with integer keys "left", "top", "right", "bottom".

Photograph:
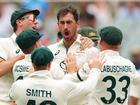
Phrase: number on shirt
[
  {"left": 100, "top": 76, "right": 130, "bottom": 104},
  {"left": 27, "top": 99, "right": 57, "bottom": 105}
]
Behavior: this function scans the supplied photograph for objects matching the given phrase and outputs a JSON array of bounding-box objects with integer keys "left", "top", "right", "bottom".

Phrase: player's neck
[
  {"left": 15, "top": 29, "right": 24, "bottom": 36},
  {"left": 63, "top": 35, "right": 77, "bottom": 48}
]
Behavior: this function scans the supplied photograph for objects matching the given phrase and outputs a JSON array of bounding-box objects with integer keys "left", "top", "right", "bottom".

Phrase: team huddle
[{"left": 0, "top": 5, "right": 140, "bottom": 105}]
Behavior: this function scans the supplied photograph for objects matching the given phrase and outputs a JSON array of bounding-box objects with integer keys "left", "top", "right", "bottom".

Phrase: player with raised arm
[
  {"left": 9, "top": 46, "right": 103, "bottom": 105},
  {"left": 0, "top": 8, "right": 40, "bottom": 105}
]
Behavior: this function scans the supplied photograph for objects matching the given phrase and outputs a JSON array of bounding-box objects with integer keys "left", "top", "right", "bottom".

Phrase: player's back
[
  {"left": 9, "top": 70, "right": 76, "bottom": 105},
  {"left": 90, "top": 50, "right": 136, "bottom": 105}
]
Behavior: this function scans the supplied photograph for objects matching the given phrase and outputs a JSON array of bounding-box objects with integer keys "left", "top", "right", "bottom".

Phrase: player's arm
[
  {"left": 77, "top": 53, "right": 105, "bottom": 80},
  {"left": 129, "top": 74, "right": 140, "bottom": 105},
  {"left": 9, "top": 81, "right": 20, "bottom": 105},
  {"left": 131, "top": 68, "right": 140, "bottom": 85},
  {"left": 9, "top": 81, "right": 17, "bottom": 102},
  {"left": 133, "top": 73, "right": 140, "bottom": 84},
  {"left": 0, "top": 55, "right": 25, "bottom": 77},
  {"left": 64, "top": 62, "right": 91, "bottom": 82},
  {"left": 64, "top": 53, "right": 103, "bottom": 82},
  {"left": 128, "top": 96, "right": 139, "bottom": 105},
  {"left": 67, "top": 69, "right": 100, "bottom": 99},
  {"left": 67, "top": 54, "right": 104, "bottom": 98},
  {"left": 64, "top": 53, "right": 89, "bottom": 82},
  {"left": 65, "top": 53, "right": 103, "bottom": 82}
]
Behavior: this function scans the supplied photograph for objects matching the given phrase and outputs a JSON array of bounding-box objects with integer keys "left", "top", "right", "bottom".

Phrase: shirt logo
[
  {"left": 88, "top": 32, "right": 96, "bottom": 37},
  {"left": 54, "top": 50, "right": 60, "bottom": 56},
  {"left": 60, "top": 60, "right": 67, "bottom": 74},
  {"left": 16, "top": 49, "right": 20, "bottom": 54}
]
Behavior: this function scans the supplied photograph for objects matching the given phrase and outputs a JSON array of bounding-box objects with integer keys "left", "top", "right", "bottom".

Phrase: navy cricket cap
[
  {"left": 99, "top": 26, "right": 123, "bottom": 45},
  {"left": 16, "top": 29, "right": 41, "bottom": 50},
  {"left": 11, "top": 8, "right": 40, "bottom": 27},
  {"left": 31, "top": 46, "right": 54, "bottom": 66}
]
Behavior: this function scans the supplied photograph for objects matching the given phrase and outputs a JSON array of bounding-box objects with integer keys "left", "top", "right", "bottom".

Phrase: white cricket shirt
[
  {"left": 0, "top": 33, "right": 22, "bottom": 103},
  {"left": 89, "top": 50, "right": 140, "bottom": 105},
  {"left": 9, "top": 69, "right": 101, "bottom": 105},
  {"left": 48, "top": 34, "right": 99, "bottom": 80},
  {"left": 12, "top": 54, "right": 33, "bottom": 81}
]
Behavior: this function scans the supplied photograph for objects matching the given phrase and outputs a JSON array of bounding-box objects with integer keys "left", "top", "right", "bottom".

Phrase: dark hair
[
  {"left": 57, "top": 5, "right": 79, "bottom": 22},
  {"left": 13, "top": 24, "right": 17, "bottom": 32},
  {"left": 80, "top": 11, "right": 96, "bottom": 21}
]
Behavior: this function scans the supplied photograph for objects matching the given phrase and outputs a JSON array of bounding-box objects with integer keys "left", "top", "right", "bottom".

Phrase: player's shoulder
[
  {"left": 88, "top": 46, "right": 99, "bottom": 53},
  {"left": 120, "top": 56, "right": 135, "bottom": 66},
  {"left": 14, "top": 59, "right": 26, "bottom": 65},
  {"left": 0, "top": 37, "right": 12, "bottom": 44},
  {"left": 12, "top": 79, "right": 24, "bottom": 88},
  {"left": 48, "top": 43, "right": 59, "bottom": 51},
  {"left": 48, "top": 41, "right": 64, "bottom": 55},
  {"left": 17, "top": 59, "right": 25, "bottom": 63},
  {"left": 60, "top": 79, "right": 76, "bottom": 89},
  {"left": 116, "top": 56, "right": 136, "bottom": 71}
]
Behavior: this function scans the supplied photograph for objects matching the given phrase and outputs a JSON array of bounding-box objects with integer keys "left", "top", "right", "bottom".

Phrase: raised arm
[
  {"left": 65, "top": 52, "right": 103, "bottom": 82},
  {"left": 0, "top": 55, "right": 25, "bottom": 77}
]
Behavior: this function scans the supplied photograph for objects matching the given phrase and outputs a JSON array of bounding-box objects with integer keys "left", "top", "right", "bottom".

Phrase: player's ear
[
  {"left": 76, "top": 20, "right": 80, "bottom": 28},
  {"left": 32, "top": 63, "right": 36, "bottom": 70},
  {"left": 47, "top": 63, "right": 51, "bottom": 70},
  {"left": 57, "top": 21, "right": 59, "bottom": 26},
  {"left": 16, "top": 19, "right": 22, "bottom": 26},
  {"left": 35, "top": 40, "right": 42, "bottom": 48},
  {"left": 99, "top": 39, "right": 102, "bottom": 46}
]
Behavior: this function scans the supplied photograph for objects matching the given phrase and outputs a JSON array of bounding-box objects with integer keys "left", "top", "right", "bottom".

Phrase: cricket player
[
  {"left": 88, "top": 26, "right": 140, "bottom": 105},
  {"left": 9, "top": 46, "right": 102, "bottom": 105},
  {"left": 48, "top": 5, "right": 99, "bottom": 105},
  {"left": 12, "top": 29, "right": 41, "bottom": 81},
  {"left": 0, "top": 8, "right": 40, "bottom": 105},
  {"left": 13, "top": 28, "right": 91, "bottom": 82},
  {"left": 48, "top": 5, "right": 99, "bottom": 80}
]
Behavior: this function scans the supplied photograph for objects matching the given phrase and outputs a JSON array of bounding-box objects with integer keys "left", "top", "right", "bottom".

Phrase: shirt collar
[
  {"left": 58, "top": 34, "right": 82, "bottom": 46},
  {"left": 11, "top": 33, "right": 17, "bottom": 42},
  {"left": 29, "top": 70, "right": 52, "bottom": 78},
  {"left": 100, "top": 50, "right": 119, "bottom": 56}
]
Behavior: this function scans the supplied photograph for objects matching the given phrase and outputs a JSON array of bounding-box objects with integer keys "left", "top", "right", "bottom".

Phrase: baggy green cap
[
  {"left": 11, "top": 8, "right": 40, "bottom": 27},
  {"left": 16, "top": 29, "right": 41, "bottom": 49},
  {"left": 99, "top": 26, "right": 123, "bottom": 45},
  {"left": 31, "top": 46, "right": 54, "bottom": 66},
  {"left": 77, "top": 27, "right": 100, "bottom": 40}
]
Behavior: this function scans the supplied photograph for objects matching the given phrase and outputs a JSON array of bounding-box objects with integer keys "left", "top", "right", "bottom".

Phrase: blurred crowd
[{"left": 0, "top": 0, "right": 140, "bottom": 61}]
